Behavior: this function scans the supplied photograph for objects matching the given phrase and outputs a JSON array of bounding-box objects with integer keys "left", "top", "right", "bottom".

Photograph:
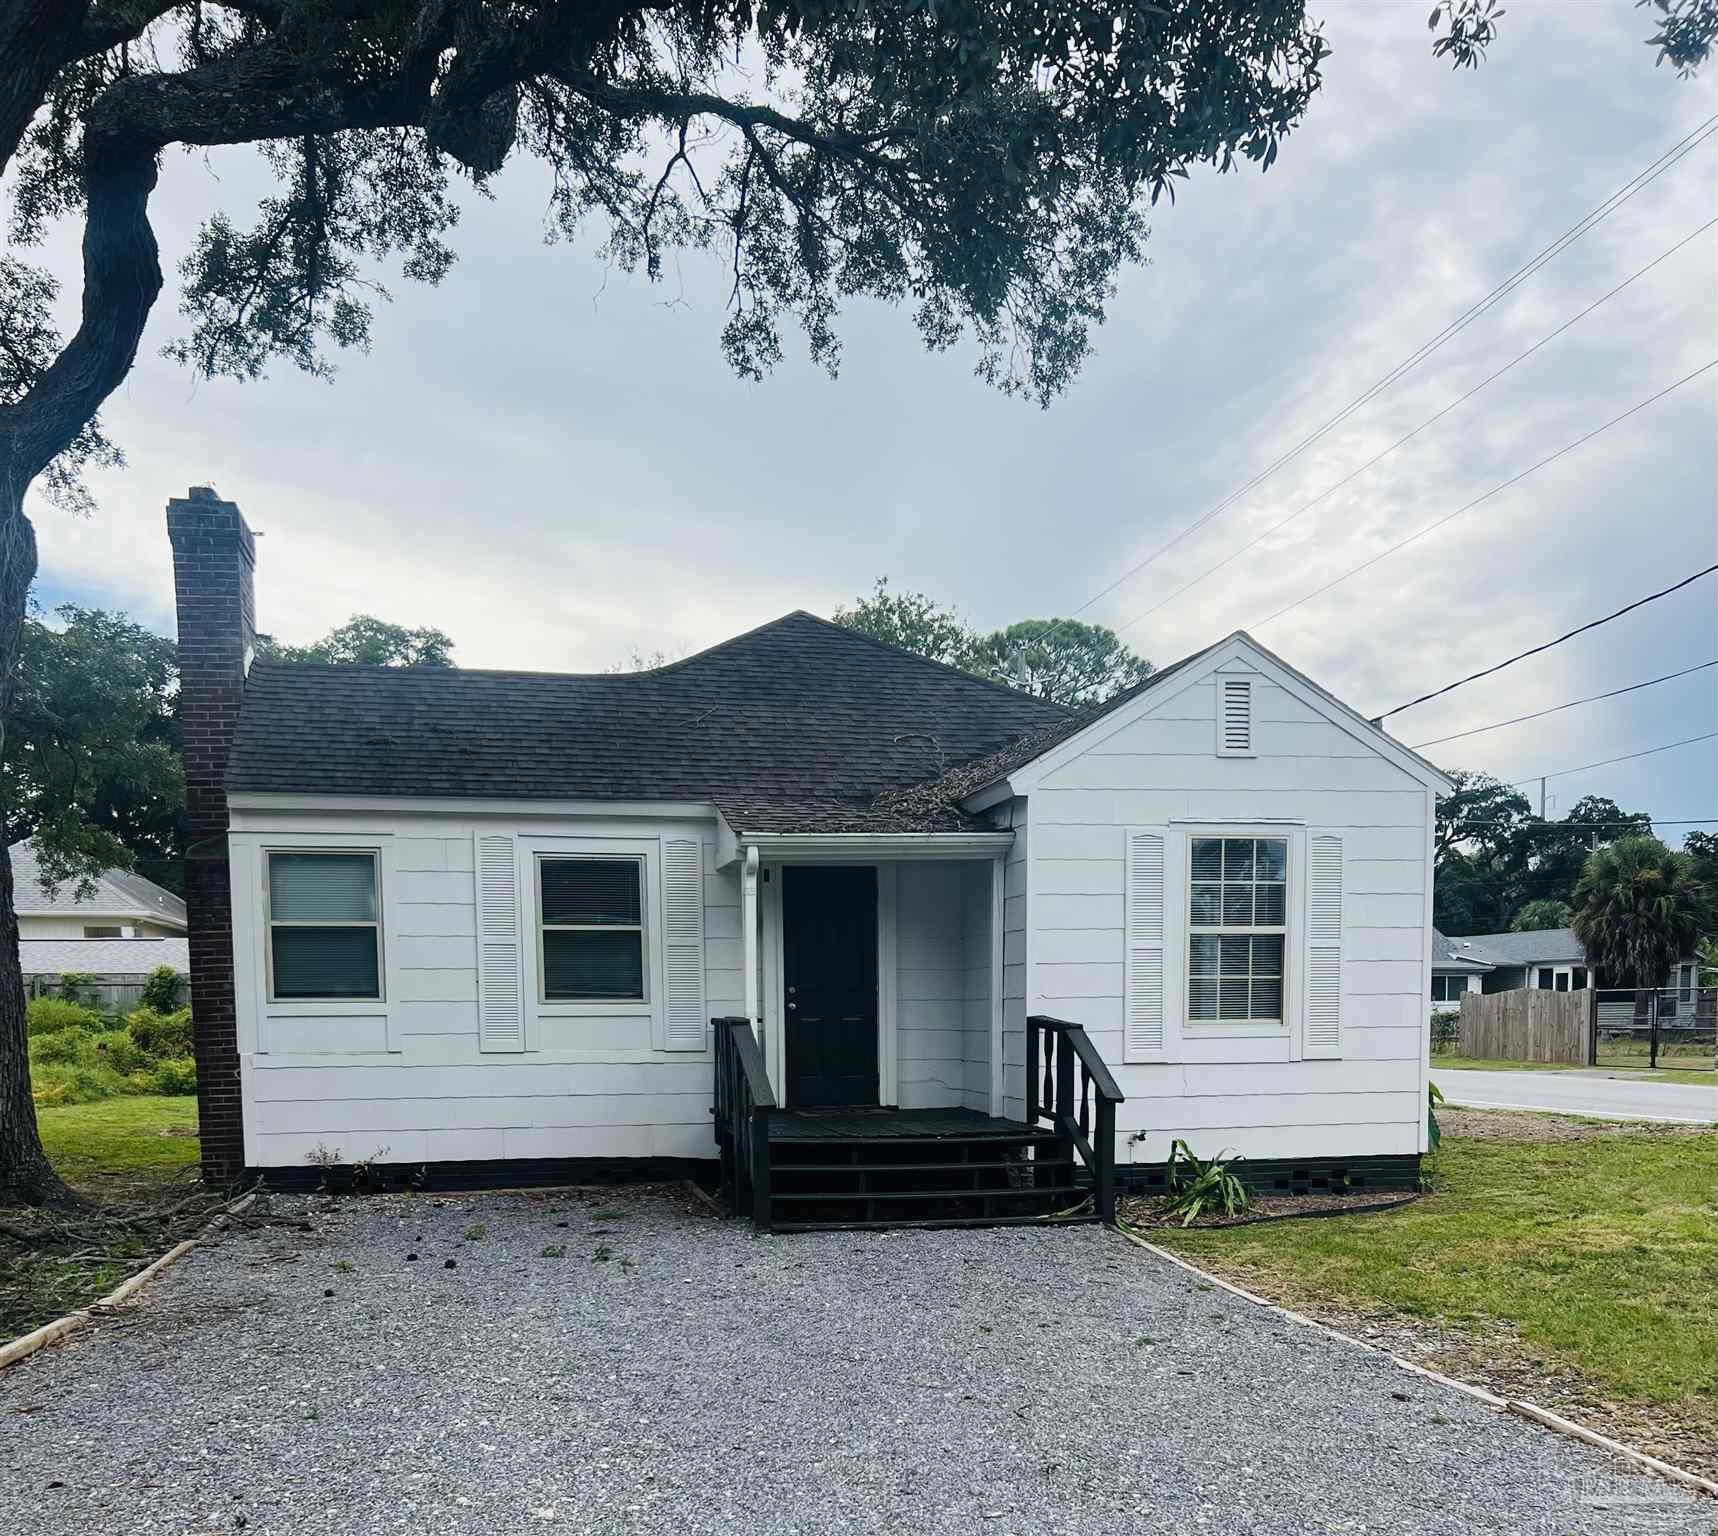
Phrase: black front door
[{"left": 783, "top": 866, "right": 879, "bottom": 1107}]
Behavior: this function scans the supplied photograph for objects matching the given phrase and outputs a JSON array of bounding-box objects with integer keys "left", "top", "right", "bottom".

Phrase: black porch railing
[
  {"left": 1026, "top": 1015, "right": 1124, "bottom": 1223},
  {"left": 713, "top": 1016, "right": 774, "bottom": 1228}
]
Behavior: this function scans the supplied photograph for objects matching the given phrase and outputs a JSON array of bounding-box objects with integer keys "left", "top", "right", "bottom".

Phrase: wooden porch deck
[{"left": 766, "top": 1106, "right": 1040, "bottom": 1142}]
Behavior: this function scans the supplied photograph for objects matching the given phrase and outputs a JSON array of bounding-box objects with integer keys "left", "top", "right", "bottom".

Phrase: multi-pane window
[
  {"left": 540, "top": 857, "right": 646, "bottom": 1002},
  {"left": 1188, "top": 836, "right": 1287, "bottom": 1023},
  {"left": 1431, "top": 975, "right": 1467, "bottom": 1004},
  {"left": 268, "top": 851, "right": 381, "bottom": 1000}
]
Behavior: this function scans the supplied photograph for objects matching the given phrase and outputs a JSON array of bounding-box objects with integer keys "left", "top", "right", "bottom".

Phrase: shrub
[
  {"left": 29, "top": 1060, "right": 130, "bottom": 1106},
  {"left": 1429, "top": 1009, "right": 1461, "bottom": 1054},
  {"left": 95, "top": 1028, "right": 153, "bottom": 1075},
  {"left": 127, "top": 1005, "right": 194, "bottom": 1057},
  {"left": 29, "top": 1027, "right": 101, "bottom": 1067},
  {"left": 146, "top": 1057, "right": 198, "bottom": 1096},
  {"left": 139, "top": 964, "right": 184, "bottom": 1012},
  {"left": 26, "top": 996, "right": 105, "bottom": 1037},
  {"left": 57, "top": 970, "right": 97, "bottom": 1004}
]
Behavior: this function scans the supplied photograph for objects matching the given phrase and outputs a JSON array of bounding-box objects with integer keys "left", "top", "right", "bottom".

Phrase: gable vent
[{"left": 1218, "top": 676, "right": 1254, "bottom": 757}]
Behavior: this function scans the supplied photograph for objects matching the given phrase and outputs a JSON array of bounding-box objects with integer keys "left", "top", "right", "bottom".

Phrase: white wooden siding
[
  {"left": 1026, "top": 666, "right": 1434, "bottom": 1165},
  {"left": 894, "top": 860, "right": 997, "bottom": 1112},
  {"left": 230, "top": 809, "right": 736, "bottom": 1168},
  {"left": 1001, "top": 801, "right": 1029, "bottom": 1121}
]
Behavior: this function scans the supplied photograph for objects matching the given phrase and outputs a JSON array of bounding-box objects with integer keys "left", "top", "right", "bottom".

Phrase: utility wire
[
  {"left": 1411, "top": 661, "right": 1718, "bottom": 749},
  {"left": 1069, "top": 114, "right": 1718, "bottom": 622},
  {"left": 1452, "top": 818, "right": 1717, "bottom": 828},
  {"left": 1509, "top": 732, "right": 1718, "bottom": 785},
  {"left": 1252, "top": 359, "right": 1717, "bottom": 630},
  {"left": 1117, "top": 220, "right": 1718, "bottom": 638},
  {"left": 1379, "top": 563, "right": 1718, "bottom": 719}
]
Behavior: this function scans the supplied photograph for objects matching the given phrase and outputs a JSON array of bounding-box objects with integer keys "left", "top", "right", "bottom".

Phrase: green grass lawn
[
  {"left": 1156, "top": 1123, "right": 1718, "bottom": 1467},
  {"left": 1429, "top": 1055, "right": 1574, "bottom": 1072},
  {"left": 1, "top": 1097, "right": 201, "bottom": 1342},
  {"left": 37, "top": 1095, "right": 201, "bottom": 1189}
]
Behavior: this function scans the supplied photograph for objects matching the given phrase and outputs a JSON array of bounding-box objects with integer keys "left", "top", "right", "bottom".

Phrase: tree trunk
[{"left": 0, "top": 487, "right": 72, "bottom": 1205}]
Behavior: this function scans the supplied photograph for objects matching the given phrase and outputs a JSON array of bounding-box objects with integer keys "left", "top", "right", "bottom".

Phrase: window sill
[
  {"left": 1184, "top": 1021, "right": 1288, "bottom": 1038},
  {"left": 537, "top": 1000, "right": 653, "bottom": 1017},
  {"left": 265, "top": 998, "right": 387, "bottom": 1014}
]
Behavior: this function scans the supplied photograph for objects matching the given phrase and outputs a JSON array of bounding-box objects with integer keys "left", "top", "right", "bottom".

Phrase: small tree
[
  {"left": 970, "top": 618, "right": 1152, "bottom": 705},
  {"left": 834, "top": 580, "right": 979, "bottom": 671},
  {"left": 255, "top": 615, "right": 455, "bottom": 667},
  {"left": 1572, "top": 837, "right": 1706, "bottom": 1023},
  {"left": 1510, "top": 898, "right": 1573, "bottom": 933}
]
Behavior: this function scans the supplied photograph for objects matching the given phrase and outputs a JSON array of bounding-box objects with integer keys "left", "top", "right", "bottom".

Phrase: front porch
[{"left": 715, "top": 1016, "right": 1122, "bottom": 1232}]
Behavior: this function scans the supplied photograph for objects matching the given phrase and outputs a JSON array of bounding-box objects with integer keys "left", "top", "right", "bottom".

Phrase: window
[
  {"left": 1680, "top": 964, "right": 1694, "bottom": 1004},
  {"left": 267, "top": 851, "right": 380, "bottom": 1000},
  {"left": 1188, "top": 836, "right": 1286, "bottom": 1023},
  {"left": 1536, "top": 967, "right": 1554, "bottom": 990},
  {"left": 1554, "top": 970, "right": 1570, "bottom": 992},
  {"left": 1573, "top": 967, "right": 1588, "bottom": 990},
  {"left": 539, "top": 857, "right": 646, "bottom": 1002},
  {"left": 83, "top": 925, "right": 123, "bottom": 939},
  {"left": 1431, "top": 975, "right": 1467, "bottom": 1004}
]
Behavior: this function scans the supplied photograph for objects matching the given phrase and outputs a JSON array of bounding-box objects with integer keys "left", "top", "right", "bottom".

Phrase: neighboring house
[
  {"left": 9, "top": 839, "right": 187, "bottom": 939},
  {"left": 168, "top": 488, "right": 1452, "bottom": 1215},
  {"left": 1429, "top": 929, "right": 1492, "bottom": 1009},
  {"left": 1435, "top": 926, "right": 1701, "bottom": 1003}
]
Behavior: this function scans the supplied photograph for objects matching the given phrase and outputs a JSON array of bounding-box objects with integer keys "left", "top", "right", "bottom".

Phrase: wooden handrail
[
  {"left": 712, "top": 1017, "right": 773, "bottom": 1229},
  {"left": 1026, "top": 1015, "right": 1125, "bottom": 1223}
]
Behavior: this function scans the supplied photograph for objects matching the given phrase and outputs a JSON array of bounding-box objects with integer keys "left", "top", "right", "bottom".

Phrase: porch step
[
  {"left": 769, "top": 1158, "right": 1077, "bottom": 1175},
  {"left": 771, "top": 1183, "right": 1087, "bottom": 1206}
]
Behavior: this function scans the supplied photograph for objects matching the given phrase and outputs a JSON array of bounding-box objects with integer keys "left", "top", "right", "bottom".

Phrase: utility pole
[{"left": 1538, "top": 776, "right": 1547, "bottom": 818}]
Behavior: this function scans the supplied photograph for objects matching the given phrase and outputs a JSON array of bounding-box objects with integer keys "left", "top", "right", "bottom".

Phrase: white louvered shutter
[
  {"left": 1124, "top": 829, "right": 1168, "bottom": 1061},
  {"left": 661, "top": 838, "right": 707, "bottom": 1051},
  {"left": 1217, "top": 675, "right": 1254, "bottom": 756},
  {"left": 1304, "top": 834, "right": 1343, "bottom": 1058},
  {"left": 475, "top": 833, "right": 527, "bottom": 1052}
]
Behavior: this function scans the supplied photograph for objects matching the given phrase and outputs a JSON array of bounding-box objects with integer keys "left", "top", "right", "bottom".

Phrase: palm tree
[{"left": 1572, "top": 837, "right": 1705, "bottom": 1026}]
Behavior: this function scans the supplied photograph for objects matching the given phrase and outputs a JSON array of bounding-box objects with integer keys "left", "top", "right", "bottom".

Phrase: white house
[
  {"left": 169, "top": 487, "right": 1451, "bottom": 1227},
  {"left": 9, "top": 838, "right": 186, "bottom": 939}
]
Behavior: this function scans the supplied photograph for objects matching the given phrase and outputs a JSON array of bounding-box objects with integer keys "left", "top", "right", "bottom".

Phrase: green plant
[
  {"left": 56, "top": 971, "right": 97, "bottom": 1004},
  {"left": 139, "top": 965, "right": 184, "bottom": 1013},
  {"left": 93, "top": 1029, "right": 151, "bottom": 1076},
  {"left": 1164, "top": 1140, "right": 1253, "bottom": 1226},
  {"left": 28, "top": 1059, "right": 130, "bottom": 1106},
  {"left": 1573, "top": 837, "right": 1705, "bottom": 1000},
  {"left": 1429, "top": 1009, "right": 1461, "bottom": 1054},
  {"left": 464, "top": 1223, "right": 487, "bottom": 1242},
  {"left": 541, "top": 1245, "right": 566, "bottom": 1259},
  {"left": 1428, "top": 1081, "right": 1445, "bottom": 1152},
  {"left": 145, "top": 1058, "right": 198, "bottom": 1096},
  {"left": 26, "top": 997, "right": 104, "bottom": 1037},
  {"left": 126, "top": 1005, "right": 193, "bottom": 1057},
  {"left": 29, "top": 1027, "right": 98, "bottom": 1068}
]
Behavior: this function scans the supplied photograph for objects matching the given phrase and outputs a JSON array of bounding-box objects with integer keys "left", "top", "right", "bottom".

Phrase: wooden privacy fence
[{"left": 1458, "top": 989, "right": 1590, "bottom": 1064}]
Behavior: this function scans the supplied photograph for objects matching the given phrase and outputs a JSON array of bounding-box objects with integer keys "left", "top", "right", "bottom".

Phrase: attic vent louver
[{"left": 1217, "top": 676, "right": 1254, "bottom": 757}]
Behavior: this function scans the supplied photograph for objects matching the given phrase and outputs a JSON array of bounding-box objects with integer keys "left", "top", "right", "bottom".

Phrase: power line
[
  {"left": 1452, "top": 818, "right": 1718, "bottom": 829},
  {"left": 1411, "top": 661, "right": 1718, "bottom": 749},
  {"left": 1117, "top": 220, "right": 1718, "bottom": 638},
  {"left": 1069, "top": 114, "right": 1718, "bottom": 622},
  {"left": 1379, "top": 564, "right": 1718, "bottom": 719},
  {"left": 1252, "top": 359, "right": 1717, "bottom": 630},
  {"left": 1509, "top": 732, "right": 1718, "bottom": 785}
]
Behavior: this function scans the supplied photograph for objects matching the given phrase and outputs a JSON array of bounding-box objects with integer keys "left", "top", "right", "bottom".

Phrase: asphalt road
[{"left": 1435, "top": 1067, "right": 1717, "bottom": 1123}]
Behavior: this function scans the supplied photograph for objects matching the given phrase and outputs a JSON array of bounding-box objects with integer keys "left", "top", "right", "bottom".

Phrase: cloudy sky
[{"left": 24, "top": 3, "right": 1718, "bottom": 838}]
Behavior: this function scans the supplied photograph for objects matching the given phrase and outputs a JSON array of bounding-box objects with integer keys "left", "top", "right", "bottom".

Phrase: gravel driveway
[{"left": 1, "top": 1186, "right": 1709, "bottom": 1535}]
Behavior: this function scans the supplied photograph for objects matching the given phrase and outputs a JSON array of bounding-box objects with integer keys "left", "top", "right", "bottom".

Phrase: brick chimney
[{"left": 167, "top": 487, "right": 256, "bottom": 1181}]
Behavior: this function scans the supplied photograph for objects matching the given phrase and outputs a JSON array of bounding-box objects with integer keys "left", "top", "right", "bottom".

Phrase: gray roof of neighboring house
[
  {"left": 1431, "top": 929, "right": 1495, "bottom": 972},
  {"left": 19, "top": 936, "right": 189, "bottom": 977},
  {"left": 8, "top": 840, "right": 186, "bottom": 929},
  {"left": 228, "top": 611, "right": 1070, "bottom": 834},
  {"left": 1439, "top": 927, "right": 1587, "bottom": 968}
]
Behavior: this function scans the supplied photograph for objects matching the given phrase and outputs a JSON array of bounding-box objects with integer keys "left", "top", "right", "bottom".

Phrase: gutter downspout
[{"left": 742, "top": 845, "right": 760, "bottom": 1045}]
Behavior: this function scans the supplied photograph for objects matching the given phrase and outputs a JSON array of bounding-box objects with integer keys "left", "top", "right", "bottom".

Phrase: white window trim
[
  {"left": 1172, "top": 823, "right": 1306, "bottom": 1044},
  {"left": 525, "top": 836, "right": 660, "bottom": 1019},
  {"left": 262, "top": 846, "right": 385, "bottom": 1006},
  {"left": 535, "top": 851, "right": 650, "bottom": 1008}
]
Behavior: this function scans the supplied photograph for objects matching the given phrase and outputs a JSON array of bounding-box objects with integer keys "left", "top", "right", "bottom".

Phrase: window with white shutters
[
  {"left": 661, "top": 838, "right": 707, "bottom": 1051},
  {"left": 475, "top": 833, "right": 526, "bottom": 1052},
  {"left": 1217, "top": 676, "right": 1254, "bottom": 757},
  {"left": 1187, "top": 836, "right": 1287, "bottom": 1024}
]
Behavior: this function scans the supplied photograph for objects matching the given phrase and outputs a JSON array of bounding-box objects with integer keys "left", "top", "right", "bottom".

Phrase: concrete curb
[
  {"left": 1113, "top": 1224, "right": 1717, "bottom": 1499},
  {"left": 0, "top": 1192, "right": 257, "bottom": 1373}
]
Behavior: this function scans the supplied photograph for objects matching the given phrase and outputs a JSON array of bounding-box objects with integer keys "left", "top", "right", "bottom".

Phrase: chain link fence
[{"left": 1591, "top": 986, "right": 1716, "bottom": 1071}]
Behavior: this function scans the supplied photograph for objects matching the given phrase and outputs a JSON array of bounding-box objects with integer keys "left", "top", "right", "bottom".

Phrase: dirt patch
[
  {"left": 1293, "top": 1300, "right": 1718, "bottom": 1486},
  {"left": 1118, "top": 1188, "right": 1417, "bottom": 1230},
  {"left": 1438, "top": 1106, "right": 1713, "bottom": 1143}
]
